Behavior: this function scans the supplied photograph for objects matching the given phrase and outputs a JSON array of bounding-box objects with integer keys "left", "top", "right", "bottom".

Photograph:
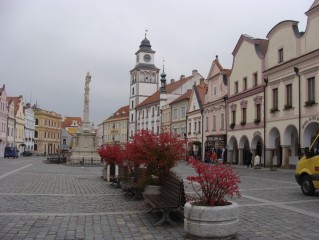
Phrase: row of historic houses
[
  {"left": 119, "top": 1, "right": 319, "bottom": 168},
  {"left": 0, "top": 86, "right": 63, "bottom": 157}
]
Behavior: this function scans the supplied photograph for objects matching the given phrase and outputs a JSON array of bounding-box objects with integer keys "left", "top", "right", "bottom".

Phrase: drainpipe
[
  {"left": 263, "top": 78, "right": 268, "bottom": 168},
  {"left": 294, "top": 67, "right": 301, "bottom": 157},
  {"left": 201, "top": 109, "right": 204, "bottom": 162},
  {"left": 185, "top": 115, "right": 188, "bottom": 161},
  {"left": 223, "top": 95, "right": 228, "bottom": 164}
]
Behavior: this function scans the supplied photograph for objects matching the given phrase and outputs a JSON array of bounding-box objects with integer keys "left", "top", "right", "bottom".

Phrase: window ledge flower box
[
  {"left": 229, "top": 123, "right": 235, "bottom": 129},
  {"left": 270, "top": 107, "right": 278, "bottom": 113},
  {"left": 283, "top": 105, "right": 293, "bottom": 110},
  {"left": 254, "top": 119, "right": 260, "bottom": 124},
  {"left": 304, "top": 100, "right": 316, "bottom": 107},
  {"left": 240, "top": 121, "right": 246, "bottom": 126}
]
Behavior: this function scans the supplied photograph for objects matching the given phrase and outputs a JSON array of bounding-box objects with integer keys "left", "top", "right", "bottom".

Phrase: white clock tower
[{"left": 129, "top": 35, "right": 160, "bottom": 138}]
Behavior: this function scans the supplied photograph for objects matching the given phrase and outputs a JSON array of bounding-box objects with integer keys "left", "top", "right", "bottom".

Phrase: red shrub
[{"left": 187, "top": 158, "right": 241, "bottom": 206}]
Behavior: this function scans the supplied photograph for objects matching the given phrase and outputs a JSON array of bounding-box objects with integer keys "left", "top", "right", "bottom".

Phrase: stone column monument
[{"left": 69, "top": 72, "right": 100, "bottom": 164}]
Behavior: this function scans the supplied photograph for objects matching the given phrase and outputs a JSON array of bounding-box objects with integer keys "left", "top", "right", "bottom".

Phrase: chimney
[
  {"left": 180, "top": 75, "right": 185, "bottom": 80},
  {"left": 192, "top": 69, "right": 198, "bottom": 76},
  {"left": 170, "top": 79, "right": 175, "bottom": 83}
]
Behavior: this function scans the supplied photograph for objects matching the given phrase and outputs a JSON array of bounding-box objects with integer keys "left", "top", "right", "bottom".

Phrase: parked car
[
  {"left": 23, "top": 151, "right": 33, "bottom": 156},
  {"left": 295, "top": 133, "right": 319, "bottom": 195},
  {"left": 4, "top": 147, "right": 19, "bottom": 158}
]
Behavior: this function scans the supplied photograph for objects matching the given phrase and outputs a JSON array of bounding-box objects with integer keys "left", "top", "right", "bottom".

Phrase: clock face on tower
[{"left": 143, "top": 54, "right": 151, "bottom": 63}]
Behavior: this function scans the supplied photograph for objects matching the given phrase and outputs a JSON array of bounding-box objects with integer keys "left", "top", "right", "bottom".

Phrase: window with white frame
[
  {"left": 272, "top": 88, "right": 278, "bottom": 110},
  {"left": 286, "top": 84, "right": 292, "bottom": 108},
  {"left": 307, "top": 77, "right": 315, "bottom": 102},
  {"left": 253, "top": 72, "right": 258, "bottom": 86},
  {"left": 205, "top": 116, "right": 208, "bottom": 131},
  {"left": 173, "top": 108, "right": 178, "bottom": 120},
  {"left": 278, "top": 48, "right": 284, "bottom": 63},
  {"left": 243, "top": 77, "right": 247, "bottom": 90},
  {"left": 221, "top": 113, "right": 225, "bottom": 130},
  {"left": 180, "top": 106, "right": 186, "bottom": 119},
  {"left": 234, "top": 81, "right": 238, "bottom": 94}
]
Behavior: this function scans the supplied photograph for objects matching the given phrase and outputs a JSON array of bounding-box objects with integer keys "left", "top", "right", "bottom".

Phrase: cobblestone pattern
[{"left": 0, "top": 157, "right": 318, "bottom": 239}]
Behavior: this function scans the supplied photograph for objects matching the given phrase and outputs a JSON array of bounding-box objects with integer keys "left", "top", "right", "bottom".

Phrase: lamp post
[
  {"left": 294, "top": 67, "right": 301, "bottom": 157},
  {"left": 264, "top": 78, "right": 268, "bottom": 168}
]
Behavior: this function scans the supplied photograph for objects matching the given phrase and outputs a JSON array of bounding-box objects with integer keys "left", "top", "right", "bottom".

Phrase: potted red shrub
[
  {"left": 184, "top": 158, "right": 241, "bottom": 239},
  {"left": 129, "top": 130, "right": 187, "bottom": 189},
  {"left": 98, "top": 144, "right": 125, "bottom": 181}
]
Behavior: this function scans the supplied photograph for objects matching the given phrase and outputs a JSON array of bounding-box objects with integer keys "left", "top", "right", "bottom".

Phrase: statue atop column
[
  {"left": 82, "top": 72, "right": 92, "bottom": 132},
  {"left": 69, "top": 71, "right": 100, "bottom": 165}
]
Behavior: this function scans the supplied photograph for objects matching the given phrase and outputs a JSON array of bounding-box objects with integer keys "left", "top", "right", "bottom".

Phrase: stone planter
[
  {"left": 184, "top": 201, "right": 239, "bottom": 239},
  {"left": 102, "top": 168, "right": 108, "bottom": 181},
  {"left": 144, "top": 185, "right": 161, "bottom": 195}
]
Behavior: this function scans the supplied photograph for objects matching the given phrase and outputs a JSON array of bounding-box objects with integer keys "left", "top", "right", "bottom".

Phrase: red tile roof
[
  {"left": 106, "top": 105, "right": 129, "bottom": 121},
  {"left": 61, "top": 117, "right": 82, "bottom": 128},
  {"left": 7, "top": 96, "right": 22, "bottom": 117},
  {"left": 169, "top": 89, "right": 192, "bottom": 105},
  {"left": 136, "top": 75, "right": 194, "bottom": 109},
  {"left": 196, "top": 81, "right": 208, "bottom": 106}
]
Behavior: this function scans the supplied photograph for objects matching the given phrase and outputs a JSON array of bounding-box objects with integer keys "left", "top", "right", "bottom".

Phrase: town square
[{"left": 0, "top": 0, "right": 319, "bottom": 239}]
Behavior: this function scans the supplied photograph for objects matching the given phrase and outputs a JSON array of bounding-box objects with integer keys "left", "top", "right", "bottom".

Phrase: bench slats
[{"left": 144, "top": 173, "right": 185, "bottom": 225}]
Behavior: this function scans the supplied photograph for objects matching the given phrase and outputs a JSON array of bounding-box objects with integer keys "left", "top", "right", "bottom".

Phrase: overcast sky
[{"left": 0, "top": 0, "right": 313, "bottom": 125}]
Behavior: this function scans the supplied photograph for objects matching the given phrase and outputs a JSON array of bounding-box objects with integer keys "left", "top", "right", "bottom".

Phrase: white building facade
[
  {"left": 264, "top": 0, "right": 319, "bottom": 168},
  {"left": 24, "top": 104, "right": 35, "bottom": 152},
  {"left": 128, "top": 36, "right": 160, "bottom": 138}
]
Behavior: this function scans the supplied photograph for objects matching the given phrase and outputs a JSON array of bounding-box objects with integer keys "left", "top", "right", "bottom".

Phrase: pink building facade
[
  {"left": 202, "top": 56, "right": 230, "bottom": 162},
  {"left": 0, "top": 85, "right": 8, "bottom": 156}
]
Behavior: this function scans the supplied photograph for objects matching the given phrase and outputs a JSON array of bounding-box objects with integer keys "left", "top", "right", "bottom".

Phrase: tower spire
[
  {"left": 160, "top": 58, "right": 167, "bottom": 93},
  {"left": 145, "top": 29, "right": 148, "bottom": 38}
]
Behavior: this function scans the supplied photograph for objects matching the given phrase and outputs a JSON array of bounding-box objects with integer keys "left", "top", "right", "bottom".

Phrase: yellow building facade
[{"left": 33, "top": 107, "right": 62, "bottom": 155}]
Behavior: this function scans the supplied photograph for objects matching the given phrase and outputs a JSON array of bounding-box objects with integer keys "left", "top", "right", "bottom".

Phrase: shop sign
[{"left": 302, "top": 115, "right": 319, "bottom": 129}]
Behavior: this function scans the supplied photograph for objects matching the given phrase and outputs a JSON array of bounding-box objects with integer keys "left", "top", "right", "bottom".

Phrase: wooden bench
[
  {"left": 143, "top": 173, "right": 185, "bottom": 225},
  {"left": 121, "top": 167, "right": 146, "bottom": 200},
  {"left": 46, "top": 155, "right": 65, "bottom": 164}
]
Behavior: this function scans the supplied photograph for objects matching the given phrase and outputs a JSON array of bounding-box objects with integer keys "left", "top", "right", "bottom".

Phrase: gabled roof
[
  {"left": 232, "top": 34, "right": 268, "bottom": 59},
  {"left": 306, "top": 0, "right": 319, "bottom": 15},
  {"left": 7, "top": 96, "right": 22, "bottom": 117},
  {"left": 207, "top": 56, "right": 231, "bottom": 81},
  {"left": 61, "top": 117, "right": 82, "bottom": 128},
  {"left": 0, "top": 84, "right": 5, "bottom": 95},
  {"left": 106, "top": 105, "right": 129, "bottom": 121},
  {"left": 194, "top": 81, "right": 208, "bottom": 109},
  {"left": 169, "top": 89, "right": 192, "bottom": 106},
  {"left": 136, "top": 75, "right": 195, "bottom": 109}
]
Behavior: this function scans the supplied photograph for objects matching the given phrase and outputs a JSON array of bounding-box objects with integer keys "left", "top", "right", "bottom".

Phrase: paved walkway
[{"left": 0, "top": 157, "right": 318, "bottom": 239}]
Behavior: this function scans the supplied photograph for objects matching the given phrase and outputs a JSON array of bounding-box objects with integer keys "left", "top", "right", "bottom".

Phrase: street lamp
[
  {"left": 294, "top": 67, "right": 301, "bottom": 157},
  {"left": 264, "top": 77, "right": 268, "bottom": 168}
]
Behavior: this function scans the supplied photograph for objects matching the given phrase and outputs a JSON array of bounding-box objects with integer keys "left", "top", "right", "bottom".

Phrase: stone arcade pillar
[
  {"left": 281, "top": 145, "right": 290, "bottom": 168},
  {"left": 265, "top": 148, "right": 274, "bottom": 167},
  {"left": 238, "top": 149, "right": 244, "bottom": 165}
]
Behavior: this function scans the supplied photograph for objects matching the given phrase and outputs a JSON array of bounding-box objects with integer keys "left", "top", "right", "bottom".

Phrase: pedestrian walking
[
  {"left": 211, "top": 150, "right": 217, "bottom": 164},
  {"left": 247, "top": 150, "right": 253, "bottom": 168},
  {"left": 254, "top": 154, "right": 261, "bottom": 168}
]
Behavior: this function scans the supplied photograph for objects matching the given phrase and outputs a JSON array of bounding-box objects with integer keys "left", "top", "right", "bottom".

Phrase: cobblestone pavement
[{"left": 0, "top": 157, "right": 318, "bottom": 240}]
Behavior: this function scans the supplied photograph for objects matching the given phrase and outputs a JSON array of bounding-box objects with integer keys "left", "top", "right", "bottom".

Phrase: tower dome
[{"left": 139, "top": 37, "right": 152, "bottom": 51}]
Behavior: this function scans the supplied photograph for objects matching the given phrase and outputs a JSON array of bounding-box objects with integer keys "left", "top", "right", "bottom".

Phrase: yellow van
[{"left": 295, "top": 133, "right": 319, "bottom": 195}]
